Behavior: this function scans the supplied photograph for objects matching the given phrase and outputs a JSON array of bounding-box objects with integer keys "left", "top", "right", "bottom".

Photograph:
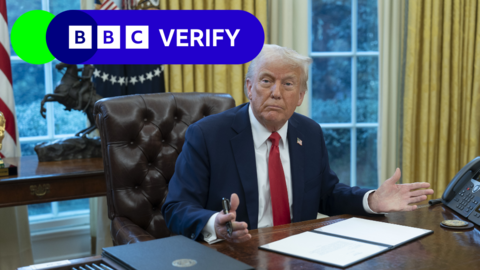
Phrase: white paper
[
  {"left": 260, "top": 232, "right": 388, "bottom": 267},
  {"left": 315, "top": 217, "right": 431, "bottom": 246}
]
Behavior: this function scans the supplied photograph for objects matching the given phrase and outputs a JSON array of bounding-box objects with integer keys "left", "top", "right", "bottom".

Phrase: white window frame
[
  {"left": 308, "top": 0, "right": 379, "bottom": 187},
  {"left": 9, "top": 0, "right": 88, "bottom": 229}
]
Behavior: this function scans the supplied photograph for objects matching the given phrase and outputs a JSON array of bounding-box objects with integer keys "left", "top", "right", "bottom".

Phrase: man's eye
[{"left": 262, "top": 79, "right": 270, "bottom": 83}]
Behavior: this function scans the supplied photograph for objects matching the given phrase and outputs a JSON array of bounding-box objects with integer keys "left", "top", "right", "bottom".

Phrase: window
[
  {"left": 7, "top": 0, "right": 90, "bottom": 223},
  {"left": 309, "top": 0, "right": 378, "bottom": 189}
]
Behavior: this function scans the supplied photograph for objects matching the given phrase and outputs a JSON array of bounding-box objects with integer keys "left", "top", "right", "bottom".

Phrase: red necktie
[{"left": 268, "top": 132, "right": 291, "bottom": 226}]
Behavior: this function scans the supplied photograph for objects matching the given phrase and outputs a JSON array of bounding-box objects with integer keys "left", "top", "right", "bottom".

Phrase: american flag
[
  {"left": 297, "top": 138, "right": 302, "bottom": 146},
  {"left": 97, "top": 0, "right": 119, "bottom": 10},
  {"left": 0, "top": 0, "right": 20, "bottom": 158}
]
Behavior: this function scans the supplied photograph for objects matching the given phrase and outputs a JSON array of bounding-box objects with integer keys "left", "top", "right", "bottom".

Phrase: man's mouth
[{"left": 265, "top": 105, "right": 283, "bottom": 110}]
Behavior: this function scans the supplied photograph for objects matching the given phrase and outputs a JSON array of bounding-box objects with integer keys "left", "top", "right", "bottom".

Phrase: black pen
[{"left": 222, "top": 198, "right": 233, "bottom": 237}]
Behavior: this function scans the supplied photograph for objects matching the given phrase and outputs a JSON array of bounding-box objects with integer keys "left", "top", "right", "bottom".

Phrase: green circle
[{"left": 11, "top": 10, "right": 55, "bottom": 65}]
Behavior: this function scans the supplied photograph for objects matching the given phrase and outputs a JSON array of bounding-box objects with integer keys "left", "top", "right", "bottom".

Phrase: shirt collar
[{"left": 248, "top": 104, "right": 289, "bottom": 149}]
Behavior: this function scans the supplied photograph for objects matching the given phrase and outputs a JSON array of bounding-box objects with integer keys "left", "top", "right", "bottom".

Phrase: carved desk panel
[{"left": 0, "top": 156, "right": 105, "bottom": 208}]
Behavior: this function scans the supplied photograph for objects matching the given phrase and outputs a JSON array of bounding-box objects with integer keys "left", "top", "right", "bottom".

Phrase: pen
[{"left": 222, "top": 198, "right": 233, "bottom": 237}]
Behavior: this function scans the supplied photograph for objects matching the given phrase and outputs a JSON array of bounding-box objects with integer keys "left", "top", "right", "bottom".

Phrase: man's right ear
[{"left": 246, "top": 79, "right": 253, "bottom": 100}]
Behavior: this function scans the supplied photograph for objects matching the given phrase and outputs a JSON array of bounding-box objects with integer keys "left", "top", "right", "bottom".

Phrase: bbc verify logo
[
  {"left": 69, "top": 26, "right": 240, "bottom": 49},
  {"left": 69, "top": 26, "right": 149, "bottom": 49},
  {"left": 13, "top": 10, "right": 264, "bottom": 64}
]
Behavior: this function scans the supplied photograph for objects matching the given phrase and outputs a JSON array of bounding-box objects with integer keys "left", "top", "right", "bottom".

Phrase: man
[{"left": 162, "top": 44, "right": 434, "bottom": 244}]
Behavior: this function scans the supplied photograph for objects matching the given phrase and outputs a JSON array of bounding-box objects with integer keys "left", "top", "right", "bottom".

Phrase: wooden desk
[
  {"left": 19, "top": 204, "right": 480, "bottom": 269},
  {"left": 208, "top": 203, "right": 480, "bottom": 269},
  {"left": 0, "top": 156, "right": 105, "bottom": 208}
]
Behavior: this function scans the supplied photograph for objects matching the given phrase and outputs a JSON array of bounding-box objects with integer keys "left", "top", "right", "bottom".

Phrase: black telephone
[{"left": 441, "top": 156, "right": 480, "bottom": 226}]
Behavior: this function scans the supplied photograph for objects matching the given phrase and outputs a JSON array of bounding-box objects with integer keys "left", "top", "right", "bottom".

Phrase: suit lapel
[
  {"left": 230, "top": 104, "right": 259, "bottom": 229},
  {"left": 288, "top": 116, "right": 305, "bottom": 223}
]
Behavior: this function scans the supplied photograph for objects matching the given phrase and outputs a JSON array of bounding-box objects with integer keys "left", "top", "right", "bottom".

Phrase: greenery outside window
[{"left": 309, "top": 0, "right": 379, "bottom": 189}]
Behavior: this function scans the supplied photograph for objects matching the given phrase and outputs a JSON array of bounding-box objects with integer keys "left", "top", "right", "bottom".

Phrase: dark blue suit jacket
[{"left": 162, "top": 103, "right": 371, "bottom": 240}]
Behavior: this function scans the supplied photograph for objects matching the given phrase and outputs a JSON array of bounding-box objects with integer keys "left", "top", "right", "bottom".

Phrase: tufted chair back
[{"left": 94, "top": 92, "right": 235, "bottom": 245}]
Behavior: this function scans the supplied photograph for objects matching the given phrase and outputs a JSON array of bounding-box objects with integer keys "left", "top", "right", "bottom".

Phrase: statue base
[{"left": 35, "top": 136, "right": 102, "bottom": 162}]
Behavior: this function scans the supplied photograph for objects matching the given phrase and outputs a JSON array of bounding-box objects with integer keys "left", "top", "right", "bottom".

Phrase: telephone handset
[{"left": 441, "top": 156, "right": 480, "bottom": 226}]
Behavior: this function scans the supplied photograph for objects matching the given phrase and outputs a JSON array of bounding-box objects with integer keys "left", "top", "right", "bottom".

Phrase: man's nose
[{"left": 270, "top": 82, "right": 281, "bottom": 99}]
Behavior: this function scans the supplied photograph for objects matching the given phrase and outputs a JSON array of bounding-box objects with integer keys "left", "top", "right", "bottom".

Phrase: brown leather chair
[{"left": 94, "top": 92, "right": 235, "bottom": 245}]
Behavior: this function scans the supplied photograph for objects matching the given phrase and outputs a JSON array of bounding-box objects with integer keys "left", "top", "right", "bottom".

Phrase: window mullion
[
  {"left": 308, "top": 0, "right": 313, "bottom": 118},
  {"left": 351, "top": 55, "right": 357, "bottom": 186},
  {"left": 41, "top": 0, "right": 49, "bottom": 10},
  {"left": 44, "top": 62, "right": 55, "bottom": 140},
  {"left": 42, "top": 0, "right": 56, "bottom": 218},
  {"left": 42, "top": 0, "right": 55, "bottom": 141},
  {"left": 350, "top": 0, "right": 358, "bottom": 187},
  {"left": 52, "top": 201, "right": 59, "bottom": 217}
]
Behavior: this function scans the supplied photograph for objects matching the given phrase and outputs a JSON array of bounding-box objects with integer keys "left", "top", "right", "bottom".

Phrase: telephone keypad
[
  {"left": 451, "top": 185, "right": 480, "bottom": 216},
  {"left": 468, "top": 204, "right": 480, "bottom": 226}
]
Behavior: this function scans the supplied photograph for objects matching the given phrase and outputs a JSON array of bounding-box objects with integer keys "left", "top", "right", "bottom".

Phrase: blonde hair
[{"left": 244, "top": 44, "right": 313, "bottom": 96}]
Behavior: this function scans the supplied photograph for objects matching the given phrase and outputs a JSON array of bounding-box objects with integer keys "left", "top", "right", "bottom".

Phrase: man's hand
[
  {"left": 368, "top": 168, "right": 434, "bottom": 213},
  {"left": 214, "top": 193, "right": 252, "bottom": 243}
]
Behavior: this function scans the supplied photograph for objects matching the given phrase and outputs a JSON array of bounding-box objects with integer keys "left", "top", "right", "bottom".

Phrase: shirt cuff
[
  {"left": 363, "top": 190, "right": 385, "bottom": 214},
  {"left": 201, "top": 212, "right": 223, "bottom": 244}
]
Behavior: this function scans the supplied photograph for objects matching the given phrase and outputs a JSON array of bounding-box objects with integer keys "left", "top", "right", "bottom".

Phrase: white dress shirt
[{"left": 202, "top": 105, "right": 377, "bottom": 244}]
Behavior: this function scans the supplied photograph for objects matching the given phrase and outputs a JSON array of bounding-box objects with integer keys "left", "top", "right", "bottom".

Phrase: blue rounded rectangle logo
[{"left": 46, "top": 10, "right": 265, "bottom": 65}]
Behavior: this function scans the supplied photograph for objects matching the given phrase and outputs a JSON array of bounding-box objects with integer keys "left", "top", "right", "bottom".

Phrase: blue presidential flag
[
  {"left": 92, "top": 65, "right": 165, "bottom": 98},
  {"left": 91, "top": 1, "right": 165, "bottom": 97}
]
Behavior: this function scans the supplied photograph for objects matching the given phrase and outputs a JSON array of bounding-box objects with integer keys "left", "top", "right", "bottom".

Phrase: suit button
[{"left": 191, "top": 233, "right": 195, "bottom": 239}]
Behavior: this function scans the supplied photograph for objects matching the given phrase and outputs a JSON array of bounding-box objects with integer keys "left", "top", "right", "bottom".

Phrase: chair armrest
[{"left": 111, "top": 216, "right": 155, "bottom": 245}]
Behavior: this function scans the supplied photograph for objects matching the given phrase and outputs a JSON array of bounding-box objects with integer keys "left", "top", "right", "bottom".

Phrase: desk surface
[
  {"left": 0, "top": 156, "right": 105, "bottom": 207},
  {"left": 19, "top": 204, "right": 480, "bottom": 270},
  {"left": 204, "top": 203, "right": 478, "bottom": 269},
  {"left": 0, "top": 156, "right": 104, "bottom": 182}
]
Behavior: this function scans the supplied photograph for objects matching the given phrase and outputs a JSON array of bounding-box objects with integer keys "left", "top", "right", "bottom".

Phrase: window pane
[
  {"left": 58, "top": 198, "right": 89, "bottom": 213},
  {"left": 6, "top": 1, "right": 42, "bottom": 57},
  {"left": 12, "top": 62, "right": 48, "bottom": 137},
  {"left": 51, "top": 60, "right": 88, "bottom": 135},
  {"left": 357, "top": 0, "right": 378, "bottom": 51},
  {"left": 311, "top": 57, "right": 351, "bottom": 123},
  {"left": 357, "top": 57, "right": 378, "bottom": 122},
  {"left": 311, "top": 0, "right": 351, "bottom": 52},
  {"left": 28, "top": 202, "right": 52, "bottom": 216},
  {"left": 323, "top": 128, "right": 350, "bottom": 185},
  {"left": 356, "top": 128, "right": 378, "bottom": 189},
  {"left": 50, "top": 0, "right": 81, "bottom": 16},
  {"left": 20, "top": 141, "right": 39, "bottom": 156}
]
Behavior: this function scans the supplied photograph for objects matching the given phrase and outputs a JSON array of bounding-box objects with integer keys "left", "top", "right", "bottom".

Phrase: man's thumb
[
  {"left": 388, "top": 168, "right": 401, "bottom": 184},
  {"left": 230, "top": 193, "right": 240, "bottom": 212}
]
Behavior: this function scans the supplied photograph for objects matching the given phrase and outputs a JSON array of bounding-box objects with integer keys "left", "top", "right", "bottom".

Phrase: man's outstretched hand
[
  {"left": 368, "top": 168, "right": 434, "bottom": 213},
  {"left": 214, "top": 193, "right": 252, "bottom": 243}
]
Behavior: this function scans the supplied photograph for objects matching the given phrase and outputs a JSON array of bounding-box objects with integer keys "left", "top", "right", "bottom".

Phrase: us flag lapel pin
[{"left": 297, "top": 138, "right": 302, "bottom": 146}]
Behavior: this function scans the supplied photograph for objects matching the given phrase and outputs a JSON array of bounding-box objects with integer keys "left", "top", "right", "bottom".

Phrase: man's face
[{"left": 246, "top": 58, "right": 305, "bottom": 131}]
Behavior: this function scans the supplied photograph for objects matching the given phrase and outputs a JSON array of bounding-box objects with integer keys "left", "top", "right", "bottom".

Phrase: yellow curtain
[
  {"left": 159, "top": 0, "right": 267, "bottom": 105},
  {"left": 402, "top": 0, "right": 480, "bottom": 197},
  {"left": 378, "top": 0, "right": 407, "bottom": 185},
  {"left": 267, "top": 0, "right": 309, "bottom": 116}
]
